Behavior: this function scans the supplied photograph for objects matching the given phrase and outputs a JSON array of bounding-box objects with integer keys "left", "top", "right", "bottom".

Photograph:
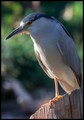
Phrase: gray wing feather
[
  {"left": 57, "top": 38, "right": 81, "bottom": 74},
  {"left": 56, "top": 22, "right": 82, "bottom": 87}
]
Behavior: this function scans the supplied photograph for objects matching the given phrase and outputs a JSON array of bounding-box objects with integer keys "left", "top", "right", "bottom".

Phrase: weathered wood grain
[
  {"left": 79, "top": 87, "right": 83, "bottom": 118},
  {"left": 29, "top": 87, "right": 83, "bottom": 119},
  {"left": 69, "top": 89, "right": 81, "bottom": 118}
]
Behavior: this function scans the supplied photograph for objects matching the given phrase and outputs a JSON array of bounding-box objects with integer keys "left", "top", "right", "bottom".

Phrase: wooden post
[{"left": 29, "top": 87, "right": 83, "bottom": 119}]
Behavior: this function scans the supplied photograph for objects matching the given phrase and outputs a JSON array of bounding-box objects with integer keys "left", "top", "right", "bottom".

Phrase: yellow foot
[
  {"left": 41, "top": 95, "right": 62, "bottom": 107},
  {"left": 49, "top": 95, "right": 62, "bottom": 106},
  {"left": 41, "top": 102, "right": 49, "bottom": 107}
]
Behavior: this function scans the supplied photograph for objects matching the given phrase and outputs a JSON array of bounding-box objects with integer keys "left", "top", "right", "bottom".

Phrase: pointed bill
[{"left": 5, "top": 26, "right": 24, "bottom": 40}]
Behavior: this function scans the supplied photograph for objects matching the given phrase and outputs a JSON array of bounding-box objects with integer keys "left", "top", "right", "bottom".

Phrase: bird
[{"left": 5, "top": 12, "right": 82, "bottom": 106}]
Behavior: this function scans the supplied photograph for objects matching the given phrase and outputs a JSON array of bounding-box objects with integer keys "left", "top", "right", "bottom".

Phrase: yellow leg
[
  {"left": 42, "top": 77, "right": 62, "bottom": 107},
  {"left": 49, "top": 77, "right": 62, "bottom": 106}
]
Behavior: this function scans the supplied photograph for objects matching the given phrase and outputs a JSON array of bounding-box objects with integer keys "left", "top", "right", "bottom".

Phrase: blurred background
[{"left": 1, "top": 1, "right": 83, "bottom": 119}]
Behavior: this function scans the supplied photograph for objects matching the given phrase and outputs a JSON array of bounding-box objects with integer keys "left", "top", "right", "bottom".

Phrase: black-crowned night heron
[{"left": 5, "top": 12, "right": 82, "bottom": 106}]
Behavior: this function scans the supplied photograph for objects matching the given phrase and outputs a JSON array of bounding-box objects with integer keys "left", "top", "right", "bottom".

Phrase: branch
[{"left": 30, "top": 87, "right": 83, "bottom": 119}]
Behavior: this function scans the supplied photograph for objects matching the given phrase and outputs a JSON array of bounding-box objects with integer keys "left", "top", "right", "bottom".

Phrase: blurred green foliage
[{"left": 1, "top": 1, "right": 83, "bottom": 99}]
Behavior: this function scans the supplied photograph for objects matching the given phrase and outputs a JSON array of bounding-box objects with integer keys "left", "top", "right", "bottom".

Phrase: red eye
[{"left": 27, "top": 21, "right": 32, "bottom": 25}]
